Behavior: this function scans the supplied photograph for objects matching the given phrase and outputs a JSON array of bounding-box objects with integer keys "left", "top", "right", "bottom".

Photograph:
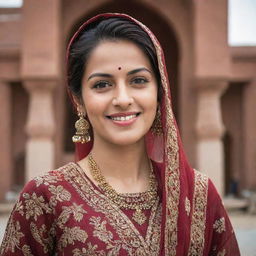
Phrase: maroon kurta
[{"left": 1, "top": 163, "right": 238, "bottom": 255}]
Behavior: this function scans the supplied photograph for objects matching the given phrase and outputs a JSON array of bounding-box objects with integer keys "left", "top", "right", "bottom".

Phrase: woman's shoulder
[
  {"left": 21, "top": 162, "right": 78, "bottom": 195},
  {"left": 192, "top": 169, "right": 221, "bottom": 200}
]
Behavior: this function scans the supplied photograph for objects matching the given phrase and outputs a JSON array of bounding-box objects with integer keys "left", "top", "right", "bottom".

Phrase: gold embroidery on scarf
[
  {"left": 185, "top": 197, "right": 191, "bottom": 216},
  {"left": 213, "top": 217, "right": 226, "bottom": 234},
  {"left": 188, "top": 170, "right": 208, "bottom": 256},
  {"left": 139, "top": 24, "right": 180, "bottom": 255}
]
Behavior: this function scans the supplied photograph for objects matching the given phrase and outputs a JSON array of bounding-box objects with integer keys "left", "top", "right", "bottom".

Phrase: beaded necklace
[{"left": 88, "top": 153, "right": 158, "bottom": 225}]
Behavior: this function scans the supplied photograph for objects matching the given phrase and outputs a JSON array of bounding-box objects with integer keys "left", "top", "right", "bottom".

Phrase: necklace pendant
[{"left": 132, "top": 208, "right": 147, "bottom": 225}]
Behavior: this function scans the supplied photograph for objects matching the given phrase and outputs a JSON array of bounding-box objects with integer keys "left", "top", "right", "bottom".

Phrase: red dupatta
[
  {"left": 66, "top": 12, "right": 190, "bottom": 256},
  {"left": 66, "top": 13, "right": 240, "bottom": 256}
]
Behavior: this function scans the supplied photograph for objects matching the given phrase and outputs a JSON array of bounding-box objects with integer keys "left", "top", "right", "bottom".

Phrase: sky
[
  {"left": 228, "top": 0, "right": 256, "bottom": 46},
  {"left": 0, "top": 0, "right": 255, "bottom": 46}
]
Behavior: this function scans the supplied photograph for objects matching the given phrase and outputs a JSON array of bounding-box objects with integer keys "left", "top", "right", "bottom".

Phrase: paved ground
[
  {"left": 0, "top": 210, "right": 255, "bottom": 255},
  {"left": 229, "top": 211, "right": 256, "bottom": 256}
]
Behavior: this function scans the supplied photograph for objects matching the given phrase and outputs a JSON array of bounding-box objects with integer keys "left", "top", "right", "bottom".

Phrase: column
[
  {"left": 23, "top": 81, "right": 56, "bottom": 180},
  {"left": 22, "top": 0, "right": 61, "bottom": 181},
  {"left": 196, "top": 80, "right": 228, "bottom": 195},
  {"left": 0, "top": 81, "right": 12, "bottom": 201}
]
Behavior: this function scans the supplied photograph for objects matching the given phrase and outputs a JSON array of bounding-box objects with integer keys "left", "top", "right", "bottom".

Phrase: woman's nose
[{"left": 112, "top": 85, "right": 134, "bottom": 109}]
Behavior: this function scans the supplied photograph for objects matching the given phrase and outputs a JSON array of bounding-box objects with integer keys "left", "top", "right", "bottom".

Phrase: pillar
[
  {"left": 21, "top": 0, "right": 60, "bottom": 180},
  {"left": 196, "top": 80, "right": 228, "bottom": 195},
  {"left": 0, "top": 81, "right": 12, "bottom": 201},
  {"left": 23, "top": 81, "right": 56, "bottom": 180},
  {"left": 193, "top": 0, "right": 230, "bottom": 196}
]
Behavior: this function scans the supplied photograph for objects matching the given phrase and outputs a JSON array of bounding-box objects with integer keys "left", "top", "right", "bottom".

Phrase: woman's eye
[
  {"left": 93, "top": 81, "right": 112, "bottom": 90},
  {"left": 131, "top": 77, "right": 149, "bottom": 85}
]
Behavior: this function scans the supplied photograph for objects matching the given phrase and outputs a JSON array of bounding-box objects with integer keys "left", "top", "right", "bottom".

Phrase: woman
[{"left": 0, "top": 13, "right": 240, "bottom": 255}]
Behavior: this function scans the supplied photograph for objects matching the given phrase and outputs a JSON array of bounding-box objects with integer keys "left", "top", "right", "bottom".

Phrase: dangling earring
[
  {"left": 151, "top": 106, "right": 163, "bottom": 135},
  {"left": 72, "top": 111, "right": 91, "bottom": 143}
]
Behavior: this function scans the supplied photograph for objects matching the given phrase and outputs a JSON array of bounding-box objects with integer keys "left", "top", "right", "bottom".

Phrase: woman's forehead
[{"left": 83, "top": 40, "right": 152, "bottom": 75}]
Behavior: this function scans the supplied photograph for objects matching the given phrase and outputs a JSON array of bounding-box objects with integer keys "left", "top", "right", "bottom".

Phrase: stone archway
[{"left": 63, "top": 1, "right": 180, "bottom": 155}]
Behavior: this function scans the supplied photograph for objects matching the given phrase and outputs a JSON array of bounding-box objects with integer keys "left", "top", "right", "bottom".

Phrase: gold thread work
[{"left": 88, "top": 153, "right": 158, "bottom": 225}]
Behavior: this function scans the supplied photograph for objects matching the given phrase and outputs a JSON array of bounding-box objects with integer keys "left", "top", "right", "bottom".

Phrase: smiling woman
[
  {"left": 0, "top": 13, "right": 240, "bottom": 255},
  {"left": 81, "top": 40, "right": 157, "bottom": 148}
]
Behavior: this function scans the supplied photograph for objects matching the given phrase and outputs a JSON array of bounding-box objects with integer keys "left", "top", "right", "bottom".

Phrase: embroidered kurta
[
  {"left": 0, "top": 163, "right": 239, "bottom": 255},
  {"left": 0, "top": 163, "right": 162, "bottom": 255}
]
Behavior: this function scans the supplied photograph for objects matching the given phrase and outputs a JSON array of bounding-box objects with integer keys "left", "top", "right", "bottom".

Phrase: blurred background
[{"left": 0, "top": 0, "right": 255, "bottom": 255}]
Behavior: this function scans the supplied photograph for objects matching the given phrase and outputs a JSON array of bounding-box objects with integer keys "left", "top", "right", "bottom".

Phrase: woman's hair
[{"left": 68, "top": 17, "right": 161, "bottom": 100}]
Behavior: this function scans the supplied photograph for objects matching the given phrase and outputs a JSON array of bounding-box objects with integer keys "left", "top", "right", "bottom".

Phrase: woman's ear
[{"left": 73, "top": 95, "right": 86, "bottom": 114}]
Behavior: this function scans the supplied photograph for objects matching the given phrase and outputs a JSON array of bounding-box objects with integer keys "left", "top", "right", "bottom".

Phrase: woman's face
[{"left": 81, "top": 40, "right": 158, "bottom": 146}]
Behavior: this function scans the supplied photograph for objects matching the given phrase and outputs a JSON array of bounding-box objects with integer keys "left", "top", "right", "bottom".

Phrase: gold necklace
[{"left": 88, "top": 153, "right": 158, "bottom": 225}]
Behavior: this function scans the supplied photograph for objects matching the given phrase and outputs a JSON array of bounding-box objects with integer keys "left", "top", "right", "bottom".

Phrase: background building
[{"left": 0, "top": 0, "right": 256, "bottom": 201}]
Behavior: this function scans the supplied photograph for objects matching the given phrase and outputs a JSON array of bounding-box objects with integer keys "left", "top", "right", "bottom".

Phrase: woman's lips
[{"left": 106, "top": 112, "right": 140, "bottom": 126}]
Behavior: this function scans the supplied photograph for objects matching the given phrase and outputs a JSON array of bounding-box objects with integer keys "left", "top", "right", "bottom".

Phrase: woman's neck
[{"left": 81, "top": 137, "right": 151, "bottom": 193}]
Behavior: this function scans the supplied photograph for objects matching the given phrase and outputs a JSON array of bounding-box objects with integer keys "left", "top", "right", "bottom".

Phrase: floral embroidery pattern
[
  {"left": 72, "top": 243, "right": 106, "bottom": 256},
  {"left": 21, "top": 244, "right": 33, "bottom": 256},
  {"left": 57, "top": 203, "right": 86, "bottom": 229},
  {"left": 23, "top": 192, "right": 52, "bottom": 221},
  {"left": 1, "top": 163, "right": 161, "bottom": 255},
  {"left": 0, "top": 219, "right": 24, "bottom": 253},
  {"left": 90, "top": 216, "right": 122, "bottom": 254},
  {"left": 213, "top": 217, "right": 226, "bottom": 234},
  {"left": 58, "top": 226, "right": 88, "bottom": 250},
  {"left": 185, "top": 197, "right": 191, "bottom": 216},
  {"left": 188, "top": 171, "right": 208, "bottom": 256},
  {"left": 30, "top": 222, "right": 49, "bottom": 253},
  {"left": 66, "top": 163, "right": 162, "bottom": 255},
  {"left": 34, "top": 173, "right": 62, "bottom": 187},
  {"left": 48, "top": 185, "right": 71, "bottom": 207}
]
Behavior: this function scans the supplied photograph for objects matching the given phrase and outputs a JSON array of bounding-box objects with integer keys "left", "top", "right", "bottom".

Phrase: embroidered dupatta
[{"left": 66, "top": 13, "right": 240, "bottom": 255}]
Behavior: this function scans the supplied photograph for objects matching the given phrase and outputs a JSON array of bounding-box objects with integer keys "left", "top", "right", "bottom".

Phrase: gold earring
[
  {"left": 151, "top": 106, "right": 163, "bottom": 135},
  {"left": 72, "top": 112, "right": 91, "bottom": 143}
]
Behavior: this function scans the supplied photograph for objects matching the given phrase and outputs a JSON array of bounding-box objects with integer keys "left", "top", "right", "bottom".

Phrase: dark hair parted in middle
[{"left": 68, "top": 17, "right": 162, "bottom": 100}]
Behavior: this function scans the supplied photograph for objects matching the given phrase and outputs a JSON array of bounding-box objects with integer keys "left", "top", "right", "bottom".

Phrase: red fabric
[{"left": 0, "top": 163, "right": 162, "bottom": 255}]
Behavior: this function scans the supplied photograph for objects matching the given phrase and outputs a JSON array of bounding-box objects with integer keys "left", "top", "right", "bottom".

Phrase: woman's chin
[{"left": 96, "top": 133, "right": 146, "bottom": 147}]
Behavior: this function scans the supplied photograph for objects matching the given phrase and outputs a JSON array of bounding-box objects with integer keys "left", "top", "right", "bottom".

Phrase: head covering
[{"left": 66, "top": 13, "right": 197, "bottom": 255}]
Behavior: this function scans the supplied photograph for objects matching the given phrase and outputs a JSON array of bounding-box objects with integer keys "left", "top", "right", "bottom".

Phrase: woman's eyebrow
[
  {"left": 87, "top": 73, "right": 113, "bottom": 81},
  {"left": 127, "top": 67, "right": 152, "bottom": 75}
]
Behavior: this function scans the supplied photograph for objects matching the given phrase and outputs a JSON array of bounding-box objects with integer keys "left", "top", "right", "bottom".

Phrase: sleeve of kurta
[
  {"left": 0, "top": 178, "right": 56, "bottom": 255},
  {"left": 206, "top": 179, "right": 241, "bottom": 256}
]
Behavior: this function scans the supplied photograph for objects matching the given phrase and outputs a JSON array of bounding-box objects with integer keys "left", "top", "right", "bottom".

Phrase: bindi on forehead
[{"left": 118, "top": 67, "right": 122, "bottom": 70}]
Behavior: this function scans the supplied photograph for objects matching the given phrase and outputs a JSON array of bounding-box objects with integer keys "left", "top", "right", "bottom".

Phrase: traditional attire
[{"left": 0, "top": 13, "right": 240, "bottom": 256}]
